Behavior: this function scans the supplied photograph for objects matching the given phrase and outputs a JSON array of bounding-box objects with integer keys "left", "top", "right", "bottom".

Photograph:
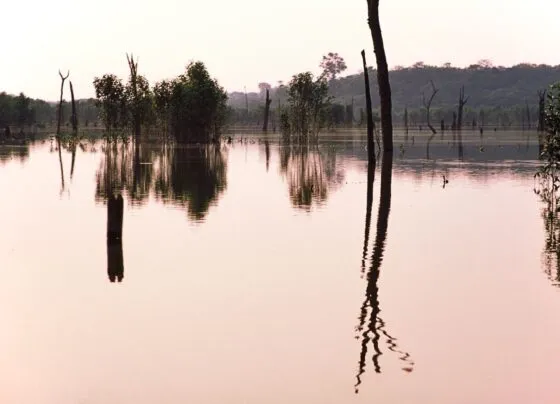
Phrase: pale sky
[{"left": 2, "top": 0, "right": 559, "bottom": 100}]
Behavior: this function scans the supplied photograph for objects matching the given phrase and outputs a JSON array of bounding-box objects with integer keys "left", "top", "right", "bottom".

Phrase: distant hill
[
  {"left": 227, "top": 64, "right": 560, "bottom": 127},
  {"left": 329, "top": 64, "right": 560, "bottom": 110}
]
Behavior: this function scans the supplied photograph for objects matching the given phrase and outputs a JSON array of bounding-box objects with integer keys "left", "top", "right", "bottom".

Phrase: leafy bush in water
[
  {"left": 536, "top": 83, "right": 560, "bottom": 209},
  {"left": 94, "top": 61, "right": 227, "bottom": 143},
  {"left": 280, "top": 72, "right": 332, "bottom": 141},
  {"left": 165, "top": 62, "right": 228, "bottom": 143}
]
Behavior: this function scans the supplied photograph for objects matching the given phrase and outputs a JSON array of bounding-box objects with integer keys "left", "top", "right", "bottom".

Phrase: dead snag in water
[
  {"left": 422, "top": 80, "right": 438, "bottom": 135},
  {"left": 404, "top": 107, "right": 409, "bottom": 136},
  {"left": 366, "top": 0, "right": 393, "bottom": 152},
  {"left": 457, "top": 85, "right": 469, "bottom": 131},
  {"left": 538, "top": 90, "right": 546, "bottom": 132},
  {"left": 57, "top": 70, "right": 69, "bottom": 136},
  {"left": 361, "top": 49, "right": 375, "bottom": 164},
  {"left": 69, "top": 81, "right": 78, "bottom": 135},
  {"left": 262, "top": 89, "right": 272, "bottom": 132},
  {"left": 126, "top": 53, "right": 141, "bottom": 140}
]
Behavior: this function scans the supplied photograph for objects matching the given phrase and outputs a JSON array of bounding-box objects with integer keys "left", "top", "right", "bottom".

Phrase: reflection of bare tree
[
  {"left": 95, "top": 141, "right": 227, "bottom": 221},
  {"left": 535, "top": 174, "right": 560, "bottom": 287},
  {"left": 355, "top": 153, "right": 414, "bottom": 393},
  {"left": 0, "top": 143, "right": 30, "bottom": 165},
  {"left": 279, "top": 144, "right": 344, "bottom": 209}
]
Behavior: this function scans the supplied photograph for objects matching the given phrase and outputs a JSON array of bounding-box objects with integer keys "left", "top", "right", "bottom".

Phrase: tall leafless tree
[
  {"left": 538, "top": 90, "right": 546, "bottom": 132},
  {"left": 126, "top": 53, "right": 141, "bottom": 139},
  {"left": 57, "top": 70, "right": 69, "bottom": 136},
  {"left": 422, "top": 80, "right": 438, "bottom": 135},
  {"left": 366, "top": 0, "right": 393, "bottom": 152},
  {"left": 262, "top": 89, "right": 272, "bottom": 132},
  {"left": 457, "top": 86, "right": 469, "bottom": 131},
  {"left": 361, "top": 50, "right": 375, "bottom": 164}
]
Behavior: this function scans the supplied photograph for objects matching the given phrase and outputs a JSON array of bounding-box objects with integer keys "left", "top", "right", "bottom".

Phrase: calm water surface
[{"left": 0, "top": 131, "right": 558, "bottom": 404}]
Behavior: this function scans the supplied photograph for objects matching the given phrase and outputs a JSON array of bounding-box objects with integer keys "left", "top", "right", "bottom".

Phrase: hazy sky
[{"left": 2, "top": 0, "right": 559, "bottom": 100}]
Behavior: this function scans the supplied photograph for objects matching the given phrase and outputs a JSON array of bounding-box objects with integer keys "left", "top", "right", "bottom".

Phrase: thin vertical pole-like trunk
[
  {"left": 457, "top": 86, "right": 469, "bottom": 131},
  {"left": 262, "top": 89, "right": 272, "bottom": 132},
  {"left": 56, "top": 70, "right": 69, "bottom": 136},
  {"left": 361, "top": 50, "right": 375, "bottom": 164},
  {"left": 538, "top": 91, "right": 546, "bottom": 132},
  {"left": 69, "top": 81, "right": 78, "bottom": 135},
  {"left": 367, "top": 0, "right": 393, "bottom": 152}
]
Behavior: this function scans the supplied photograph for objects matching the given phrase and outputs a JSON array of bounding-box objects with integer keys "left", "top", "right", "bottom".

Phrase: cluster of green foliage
[
  {"left": 537, "top": 83, "right": 560, "bottom": 181},
  {"left": 0, "top": 92, "right": 34, "bottom": 129},
  {"left": 279, "top": 72, "right": 332, "bottom": 141},
  {"left": 93, "top": 61, "right": 228, "bottom": 142}
]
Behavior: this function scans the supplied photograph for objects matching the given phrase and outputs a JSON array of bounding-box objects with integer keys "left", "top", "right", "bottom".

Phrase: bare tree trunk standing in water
[
  {"left": 538, "top": 90, "right": 546, "bottom": 132},
  {"left": 422, "top": 80, "right": 438, "bottom": 135},
  {"left": 457, "top": 85, "right": 469, "bottom": 131},
  {"left": 404, "top": 107, "right": 409, "bottom": 137},
  {"left": 366, "top": 0, "right": 393, "bottom": 153},
  {"left": 127, "top": 53, "right": 141, "bottom": 140},
  {"left": 57, "top": 70, "right": 69, "bottom": 136},
  {"left": 262, "top": 89, "right": 272, "bottom": 132},
  {"left": 69, "top": 81, "right": 78, "bottom": 135},
  {"left": 361, "top": 50, "right": 375, "bottom": 164},
  {"left": 57, "top": 70, "right": 69, "bottom": 191},
  {"left": 69, "top": 81, "right": 78, "bottom": 179}
]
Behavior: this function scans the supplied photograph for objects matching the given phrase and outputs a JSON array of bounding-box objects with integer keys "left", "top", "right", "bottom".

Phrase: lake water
[{"left": 1, "top": 130, "right": 558, "bottom": 404}]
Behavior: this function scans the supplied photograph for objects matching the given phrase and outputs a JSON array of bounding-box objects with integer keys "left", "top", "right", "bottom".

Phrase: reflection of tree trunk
[
  {"left": 70, "top": 144, "right": 76, "bottom": 179},
  {"left": 356, "top": 152, "right": 413, "bottom": 392},
  {"left": 361, "top": 161, "right": 375, "bottom": 274},
  {"left": 132, "top": 141, "right": 141, "bottom": 198},
  {"left": 265, "top": 139, "right": 270, "bottom": 172},
  {"left": 107, "top": 194, "right": 124, "bottom": 240},
  {"left": 58, "top": 143, "right": 65, "bottom": 191},
  {"left": 457, "top": 130, "right": 464, "bottom": 160},
  {"left": 107, "top": 238, "right": 124, "bottom": 283},
  {"left": 426, "top": 133, "right": 435, "bottom": 160}
]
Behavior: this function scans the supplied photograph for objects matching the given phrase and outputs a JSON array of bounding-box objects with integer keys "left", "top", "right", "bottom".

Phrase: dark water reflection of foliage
[
  {"left": 95, "top": 141, "right": 227, "bottom": 221},
  {"left": 279, "top": 144, "right": 344, "bottom": 209},
  {"left": 535, "top": 173, "right": 560, "bottom": 287}
]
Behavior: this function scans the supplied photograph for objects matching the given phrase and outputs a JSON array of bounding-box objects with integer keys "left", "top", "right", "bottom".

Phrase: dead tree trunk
[
  {"left": 262, "top": 89, "right": 272, "bottom": 132},
  {"left": 422, "top": 80, "right": 438, "bottom": 135},
  {"left": 404, "top": 107, "right": 409, "bottom": 135},
  {"left": 526, "top": 101, "right": 532, "bottom": 130},
  {"left": 538, "top": 90, "right": 546, "bottom": 132},
  {"left": 126, "top": 53, "right": 141, "bottom": 140},
  {"left": 361, "top": 50, "right": 375, "bottom": 164},
  {"left": 69, "top": 81, "right": 78, "bottom": 135},
  {"left": 57, "top": 70, "right": 69, "bottom": 136},
  {"left": 457, "top": 86, "right": 469, "bottom": 131},
  {"left": 366, "top": 0, "right": 393, "bottom": 152}
]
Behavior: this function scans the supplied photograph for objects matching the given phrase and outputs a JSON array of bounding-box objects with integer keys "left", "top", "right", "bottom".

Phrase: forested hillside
[{"left": 2, "top": 63, "right": 559, "bottom": 131}]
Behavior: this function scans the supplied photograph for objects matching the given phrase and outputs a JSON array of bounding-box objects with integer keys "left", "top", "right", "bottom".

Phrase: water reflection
[
  {"left": 279, "top": 144, "right": 344, "bottom": 209},
  {"left": 107, "top": 194, "right": 124, "bottom": 283},
  {"left": 355, "top": 153, "right": 413, "bottom": 393},
  {"left": 96, "top": 142, "right": 227, "bottom": 221},
  {"left": 535, "top": 172, "right": 560, "bottom": 287},
  {"left": 0, "top": 142, "right": 30, "bottom": 165}
]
